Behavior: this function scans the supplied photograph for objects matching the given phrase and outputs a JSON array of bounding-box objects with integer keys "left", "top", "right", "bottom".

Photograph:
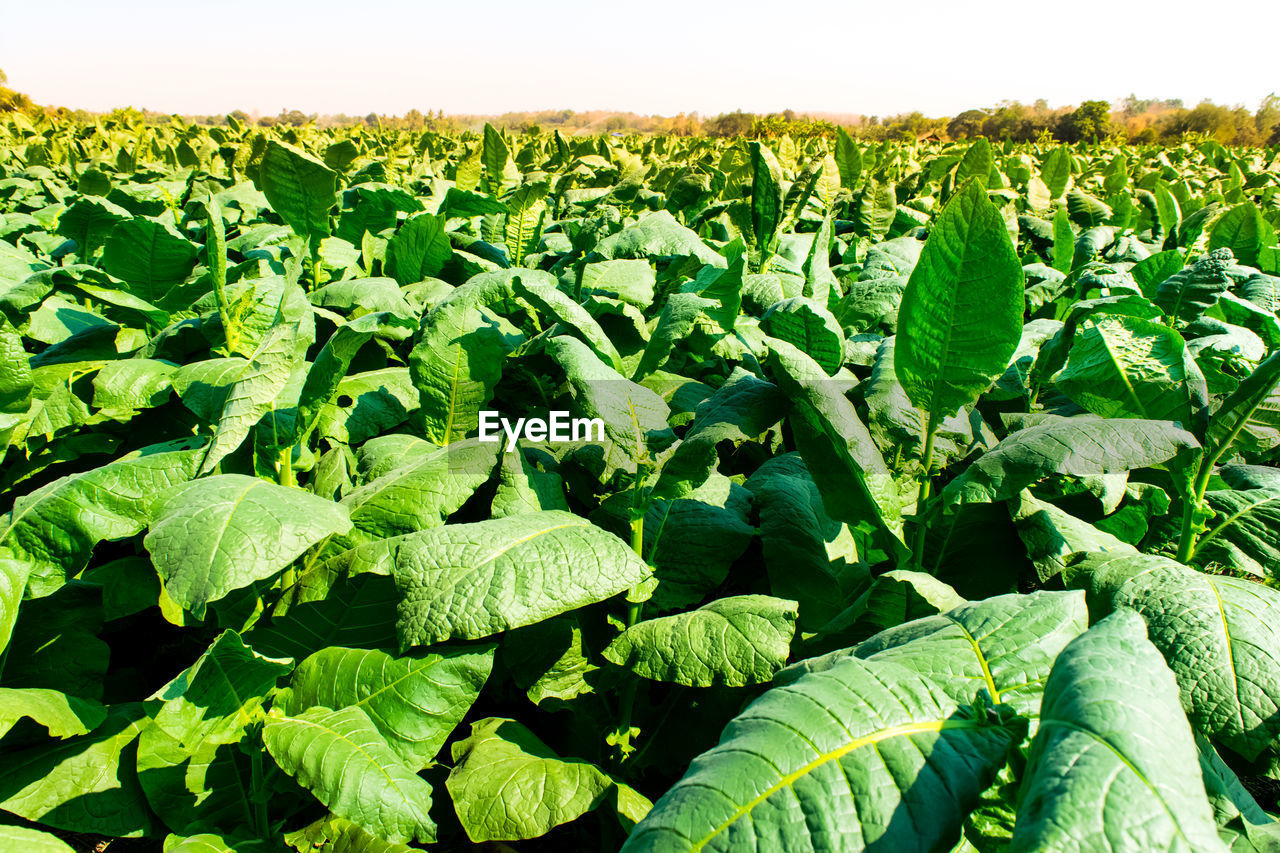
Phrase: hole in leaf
[{"left": 336, "top": 394, "right": 354, "bottom": 408}]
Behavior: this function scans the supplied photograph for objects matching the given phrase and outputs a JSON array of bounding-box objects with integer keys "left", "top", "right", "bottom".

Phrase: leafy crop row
[{"left": 2, "top": 115, "right": 1280, "bottom": 851}]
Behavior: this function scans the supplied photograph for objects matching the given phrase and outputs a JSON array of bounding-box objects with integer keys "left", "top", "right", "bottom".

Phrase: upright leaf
[
  {"left": 255, "top": 140, "right": 337, "bottom": 243},
  {"left": 895, "top": 179, "right": 1024, "bottom": 423}
]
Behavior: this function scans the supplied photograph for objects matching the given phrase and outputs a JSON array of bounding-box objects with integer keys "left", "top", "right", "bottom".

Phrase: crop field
[{"left": 2, "top": 115, "right": 1280, "bottom": 852}]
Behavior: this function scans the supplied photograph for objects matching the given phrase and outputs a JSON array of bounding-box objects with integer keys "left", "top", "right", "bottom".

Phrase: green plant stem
[
  {"left": 1176, "top": 457, "right": 1215, "bottom": 564},
  {"left": 308, "top": 239, "right": 322, "bottom": 292},
  {"left": 249, "top": 736, "right": 269, "bottom": 836},
  {"left": 278, "top": 447, "right": 295, "bottom": 489},
  {"left": 628, "top": 515, "right": 645, "bottom": 628},
  {"left": 912, "top": 418, "right": 938, "bottom": 569}
]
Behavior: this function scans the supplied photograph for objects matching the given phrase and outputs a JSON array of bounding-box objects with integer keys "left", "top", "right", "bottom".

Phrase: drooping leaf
[
  {"left": 603, "top": 595, "right": 798, "bottom": 687},
  {"left": 391, "top": 511, "right": 651, "bottom": 647},
  {"left": 943, "top": 417, "right": 1200, "bottom": 504},
  {"left": 144, "top": 475, "right": 352, "bottom": 618},
  {"left": 622, "top": 656, "right": 1020, "bottom": 852},
  {"left": 263, "top": 705, "right": 436, "bottom": 844},
  {"left": 1010, "top": 610, "right": 1228, "bottom": 853},
  {"left": 447, "top": 717, "right": 615, "bottom": 843},
  {"left": 276, "top": 645, "right": 495, "bottom": 769}
]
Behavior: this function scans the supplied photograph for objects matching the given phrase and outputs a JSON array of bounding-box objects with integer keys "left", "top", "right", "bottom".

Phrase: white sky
[{"left": 2, "top": 0, "right": 1276, "bottom": 117}]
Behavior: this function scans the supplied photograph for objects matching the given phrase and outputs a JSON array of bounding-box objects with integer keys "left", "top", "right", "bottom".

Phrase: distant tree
[
  {"left": 365, "top": 112, "right": 380, "bottom": 128},
  {"left": 703, "top": 110, "right": 757, "bottom": 137},
  {"left": 1257, "top": 93, "right": 1280, "bottom": 138},
  {"left": 947, "top": 109, "right": 988, "bottom": 139},
  {"left": 0, "top": 67, "right": 36, "bottom": 113},
  {"left": 605, "top": 116, "right": 627, "bottom": 132},
  {"left": 1058, "top": 100, "right": 1113, "bottom": 142},
  {"left": 276, "top": 109, "right": 313, "bottom": 127},
  {"left": 257, "top": 116, "right": 277, "bottom": 127}
]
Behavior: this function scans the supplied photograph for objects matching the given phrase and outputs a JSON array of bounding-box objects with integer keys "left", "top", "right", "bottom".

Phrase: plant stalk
[
  {"left": 1176, "top": 457, "right": 1215, "bottom": 564},
  {"left": 912, "top": 416, "right": 938, "bottom": 569}
]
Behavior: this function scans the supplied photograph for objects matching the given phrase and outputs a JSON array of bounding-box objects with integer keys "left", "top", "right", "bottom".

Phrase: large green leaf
[
  {"left": 1052, "top": 312, "right": 1197, "bottom": 423},
  {"left": 1210, "top": 201, "right": 1274, "bottom": 268},
  {"left": 144, "top": 475, "right": 352, "bottom": 618},
  {"left": 407, "top": 296, "right": 505, "bottom": 445},
  {"left": 277, "top": 645, "right": 495, "bottom": 769},
  {"left": 0, "top": 438, "right": 205, "bottom": 641},
  {"left": 548, "top": 335, "right": 674, "bottom": 469},
  {"left": 1011, "top": 491, "right": 1136, "bottom": 582},
  {"left": 743, "top": 453, "right": 860, "bottom": 630},
  {"left": 263, "top": 705, "right": 436, "bottom": 844},
  {"left": 783, "top": 591, "right": 1087, "bottom": 717},
  {"left": 0, "top": 704, "right": 158, "bottom": 837},
  {"left": 504, "top": 182, "right": 549, "bottom": 266},
  {"left": 943, "top": 417, "right": 1200, "bottom": 504},
  {"left": 603, "top": 595, "right": 798, "bottom": 687},
  {"left": 641, "top": 472, "right": 755, "bottom": 610},
  {"left": 1205, "top": 351, "right": 1280, "bottom": 460},
  {"left": 0, "top": 687, "right": 107, "bottom": 739},
  {"left": 137, "top": 631, "right": 291, "bottom": 833},
  {"left": 1040, "top": 147, "right": 1073, "bottom": 199},
  {"left": 102, "top": 217, "right": 199, "bottom": 302},
  {"left": 749, "top": 142, "right": 783, "bottom": 260},
  {"left": 955, "top": 138, "right": 992, "bottom": 189},
  {"left": 895, "top": 178, "right": 1024, "bottom": 423},
  {"left": 622, "top": 655, "right": 1019, "bottom": 852},
  {"left": 447, "top": 717, "right": 615, "bottom": 843},
  {"left": 512, "top": 276, "right": 622, "bottom": 370},
  {"left": 1196, "top": 488, "right": 1280, "bottom": 578},
  {"left": 0, "top": 826, "right": 74, "bottom": 852},
  {"left": 1068, "top": 551, "right": 1280, "bottom": 760},
  {"left": 336, "top": 437, "right": 499, "bottom": 545},
  {"left": 255, "top": 140, "right": 337, "bottom": 243},
  {"left": 834, "top": 127, "right": 861, "bottom": 189},
  {"left": 385, "top": 214, "right": 451, "bottom": 285},
  {"left": 197, "top": 287, "right": 314, "bottom": 474},
  {"left": 391, "top": 510, "right": 651, "bottom": 647},
  {"left": 482, "top": 123, "right": 519, "bottom": 196},
  {"left": 760, "top": 297, "right": 844, "bottom": 375},
  {"left": 854, "top": 178, "right": 896, "bottom": 243},
  {"left": 765, "top": 339, "right": 900, "bottom": 531},
  {"left": 1010, "top": 610, "right": 1227, "bottom": 853}
]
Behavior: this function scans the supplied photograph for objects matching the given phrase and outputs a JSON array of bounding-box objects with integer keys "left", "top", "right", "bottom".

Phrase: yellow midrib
[{"left": 688, "top": 718, "right": 981, "bottom": 852}]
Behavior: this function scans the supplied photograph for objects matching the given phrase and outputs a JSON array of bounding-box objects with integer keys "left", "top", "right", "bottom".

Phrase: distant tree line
[{"left": 1, "top": 68, "right": 1277, "bottom": 147}]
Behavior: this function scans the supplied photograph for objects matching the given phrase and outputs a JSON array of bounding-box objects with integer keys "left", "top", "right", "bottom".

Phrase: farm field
[{"left": 1, "top": 115, "right": 1280, "bottom": 852}]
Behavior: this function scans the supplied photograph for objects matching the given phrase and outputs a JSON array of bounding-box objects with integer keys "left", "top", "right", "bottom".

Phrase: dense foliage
[{"left": 2, "top": 115, "right": 1280, "bottom": 852}]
